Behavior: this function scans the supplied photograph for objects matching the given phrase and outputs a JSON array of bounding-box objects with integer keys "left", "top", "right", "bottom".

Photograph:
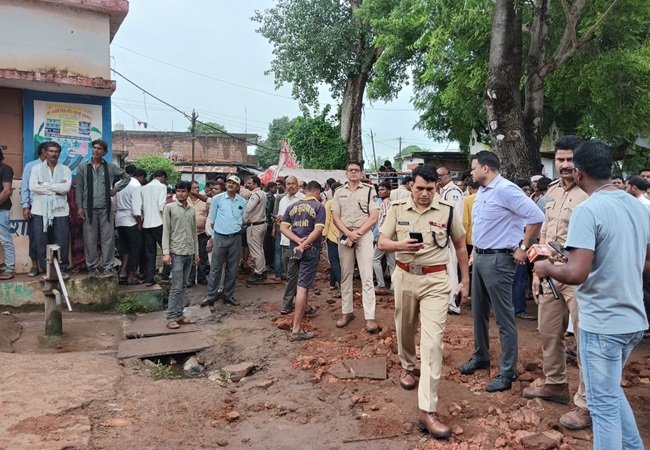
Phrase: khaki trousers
[
  {"left": 246, "top": 223, "right": 267, "bottom": 275},
  {"left": 538, "top": 280, "right": 587, "bottom": 410},
  {"left": 339, "top": 231, "right": 376, "bottom": 320},
  {"left": 393, "top": 267, "right": 451, "bottom": 413}
]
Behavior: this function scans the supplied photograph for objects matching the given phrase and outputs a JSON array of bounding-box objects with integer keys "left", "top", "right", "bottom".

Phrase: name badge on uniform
[
  {"left": 429, "top": 220, "right": 446, "bottom": 228},
  {"left": 397, "top": 221, "right": 410, "bottom": 226}
]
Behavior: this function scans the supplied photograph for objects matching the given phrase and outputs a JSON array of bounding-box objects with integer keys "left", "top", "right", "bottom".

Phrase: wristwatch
[{"left": 519, "top": 242, "right": 527, "bottom": 251}]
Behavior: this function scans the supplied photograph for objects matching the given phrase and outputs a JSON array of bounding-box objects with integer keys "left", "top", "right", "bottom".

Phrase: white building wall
[{"left": 0, "top": 0, "right": 110, "bottom": 78}]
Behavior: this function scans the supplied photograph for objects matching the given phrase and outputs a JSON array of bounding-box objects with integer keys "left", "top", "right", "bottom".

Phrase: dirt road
[{"left": 1, "top": 272, "right": 648, "bottom": 449}]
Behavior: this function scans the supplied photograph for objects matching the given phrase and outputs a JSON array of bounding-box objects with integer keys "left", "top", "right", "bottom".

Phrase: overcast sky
[{"left": 109, "top": 0, "right": 454, "bottom": 164}]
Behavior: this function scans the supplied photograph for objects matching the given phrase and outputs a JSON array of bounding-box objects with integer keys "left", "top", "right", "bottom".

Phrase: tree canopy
[
  {"left": 188, "top": 121, "right": 226, "bottom": 134},
  {"left": 255, "top": 116, "right": 297, "bottom": 169},
  {"left": 253, "top": 0, "right": 401, "bottom": 163},
  {"left": 287, "top": 106, "right": 349, "bottom": 170},
  {"left": 134, "top": 154, "right": 179, "bottom": 185},
  {"left": 367, "top": 0, "right": 650, "bottom": 175}
]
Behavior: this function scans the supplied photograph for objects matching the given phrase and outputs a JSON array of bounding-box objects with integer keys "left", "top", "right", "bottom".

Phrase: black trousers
[
  {"left": 189, "top": 232, "right": 210, "bottom": 284},
  {"left": 143, "top": 225, "right": 170, "bottom": 282}
]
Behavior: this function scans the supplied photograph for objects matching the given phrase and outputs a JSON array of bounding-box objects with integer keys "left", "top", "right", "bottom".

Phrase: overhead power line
[
  {"left": 112, "top": 43, "right": 294, "bottom": 101},
  {"left": 110, "top": 68, "right": 280, "bottom": 154}
]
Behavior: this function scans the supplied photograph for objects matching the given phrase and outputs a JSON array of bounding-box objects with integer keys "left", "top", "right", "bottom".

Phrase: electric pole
[
  {"left": 190, "top": 110, "right": 198, "bottom": 181},
  {"left": 398, "top": 136, "right": 402, "bottom": 157},
  {"left": 369, "top": 129, "right": 377, "bottom": 171}
]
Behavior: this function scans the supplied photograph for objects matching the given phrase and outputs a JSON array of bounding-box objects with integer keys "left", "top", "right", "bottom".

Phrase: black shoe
[
  {"left": 186, "top": 283, "right": 195, "bottom": 288},
  {"left": 459, "top": 357, "right": 490, "bottom": 375},
  {"left": 200, "top": 297, "right": 216, "bottom": 307},
  {"left": 223, "top": 297, "right": 239, "bottom": 306},
  {"left": 486, "top": 375, "right": 513, "bottom": 392},
  {"left": 197, "top": 279, "right": 208, "bottom": 285},
  {"left": 247, "top": 274, "right": 264, "bottom": 285}
]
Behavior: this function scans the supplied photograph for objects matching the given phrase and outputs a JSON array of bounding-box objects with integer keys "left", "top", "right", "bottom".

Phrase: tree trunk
[
  {"left": 340, "top": 72, "right": 368, "bottom": 165},
  {"left": 523, "top": 0, "right": 549, "bottom": 170},
  {"left": 484, "top": 0, "right": 534, "bottom": 179}
]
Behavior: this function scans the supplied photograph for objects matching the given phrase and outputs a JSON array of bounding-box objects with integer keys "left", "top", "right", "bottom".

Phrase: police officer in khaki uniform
[
  {"left": 523, "top": 135, "right": 592, "bottom": 430},
  {"left": 332, "top": 160, "right": 380, "bottom": 333},
  {"left": 244, "top": 176, "right": 268, "bottom": 285},
  {"left": 379, "top": 165, "right": 469, "bottom": 439}
]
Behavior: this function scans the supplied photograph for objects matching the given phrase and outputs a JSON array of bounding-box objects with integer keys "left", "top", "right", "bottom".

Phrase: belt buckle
[{"left": 410, "top": 265, "right": 423, "bottom": 275}]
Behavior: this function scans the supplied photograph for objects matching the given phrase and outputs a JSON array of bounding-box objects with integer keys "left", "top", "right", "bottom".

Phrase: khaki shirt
[
  {"left": 245, "top": 188, "right": 267, "bottom": 223},
  {"left": 188, "top": 197, "right": 208, "bottom": 234},
  {"left": 331, "top": 182, "right": 378, "bottom": 229},
  {"left": 540, "top": 179, "right": 588, "bottom": 246},
  {"left": 380, "top": 195, "right": 464, "bottom": 266}
]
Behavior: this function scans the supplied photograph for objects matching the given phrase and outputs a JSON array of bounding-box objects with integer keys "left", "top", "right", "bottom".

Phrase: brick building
[{"left": 112, "top": 130, "right": 260, "bottom": 182}]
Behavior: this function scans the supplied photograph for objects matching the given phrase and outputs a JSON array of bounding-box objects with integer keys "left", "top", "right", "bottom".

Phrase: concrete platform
[
  {"left": 125, "top": 311, "right": 197, "bottom": 338},
  {"left": 117, "top": 332, "right": 210, "bottom": 359},
  {"left": 0, "top": 274, "right": 164, "bottom": 311}
]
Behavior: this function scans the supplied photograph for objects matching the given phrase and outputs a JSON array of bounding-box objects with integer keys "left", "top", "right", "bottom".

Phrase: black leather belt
[
  {"left": 215, "top": 232, "right": 240, "bottom": 238},
  {"left": 475, "top": 248, "right": 513, "bottom": 255},
  {"left": 247, "top": 220, "right": 266, "bottom": 226}
]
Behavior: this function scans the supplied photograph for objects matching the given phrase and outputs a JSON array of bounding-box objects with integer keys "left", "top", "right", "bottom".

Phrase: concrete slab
[
  {"left": 124, "top": 312, "right": 198, "bottom": 338},
  {"left": 327, "top": 362, "right": 355, "bottom": 379},
  {"left": 328, "top": 356, "right": 387, "bottom": 380},
  {"left": 117, "top": 332, "right": 210, "bottom": 359},
  {"left": 0, "top": 273, "right": 118, "bottom": 309}
]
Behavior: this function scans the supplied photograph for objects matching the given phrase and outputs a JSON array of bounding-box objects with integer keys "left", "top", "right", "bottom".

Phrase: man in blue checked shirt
[
  {"left": 21, "top": 142, "right": 47, "bottom": 276},
  {"left": 201, "top": 175, "right": 247, "bottom": 308}
]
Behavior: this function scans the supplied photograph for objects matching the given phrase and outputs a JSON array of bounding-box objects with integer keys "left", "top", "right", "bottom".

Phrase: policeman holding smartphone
[{"left": 379, "top": 165, "right": 469, "bottom": 440}]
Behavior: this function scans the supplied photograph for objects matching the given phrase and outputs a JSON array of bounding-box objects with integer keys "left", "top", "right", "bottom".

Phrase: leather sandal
[
  {"left": 336, "top": 313, "right": 354, "bottom": 328},
  {"left": 177, "top": 316, "right": 197, "bottom": 325},
  {"left": 166, "top": 320, "right": 180, "bottom": 329}
]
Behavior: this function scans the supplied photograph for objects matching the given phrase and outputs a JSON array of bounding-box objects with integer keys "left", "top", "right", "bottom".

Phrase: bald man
[{"left": 276, "top": 176, "right": 305, "bottom": 313}]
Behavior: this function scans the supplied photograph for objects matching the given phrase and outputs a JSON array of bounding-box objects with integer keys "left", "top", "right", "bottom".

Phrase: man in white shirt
[
  {"left": 277, "top": 176, "right": 304, "bottom": 313},
  {"left": 116, "top": 166, "right": 144, "bottom": 285},
  {"left": 29, "top": 141, "right": 72, "bottom": 278},
  {"left": 141, "top": 169, "right": 168, "bottom": 285},
  {"left": 437, "top": 167, "right": 465, "bottom": 315}
]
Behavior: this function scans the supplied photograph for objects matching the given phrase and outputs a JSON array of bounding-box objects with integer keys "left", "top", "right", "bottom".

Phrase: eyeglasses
[{"left": 347, "top": 168, "right": 360, "bottom": 173}]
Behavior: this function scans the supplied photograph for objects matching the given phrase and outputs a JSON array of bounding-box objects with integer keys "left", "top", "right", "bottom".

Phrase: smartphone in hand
[{"left": 409, "top": 232, "right": 424, "bottom": 243}]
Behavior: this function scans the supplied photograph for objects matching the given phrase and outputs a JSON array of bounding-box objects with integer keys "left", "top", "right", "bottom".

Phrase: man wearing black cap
[
  {"left": 75, "top": 139, "right": 130, "bottom": 277},
  {"left": 0, "top": 148, "right": 15, "bottom": 280}
]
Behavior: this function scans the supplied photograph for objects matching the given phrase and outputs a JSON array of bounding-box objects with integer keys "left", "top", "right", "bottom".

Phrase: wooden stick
[{"left": 343, "top": 433, "right": 401, "bottom": 444}]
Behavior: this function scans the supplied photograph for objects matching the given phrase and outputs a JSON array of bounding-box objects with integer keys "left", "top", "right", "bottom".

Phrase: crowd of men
[{"left": 0, "top": 138, "right": 648, "bottom": 449}]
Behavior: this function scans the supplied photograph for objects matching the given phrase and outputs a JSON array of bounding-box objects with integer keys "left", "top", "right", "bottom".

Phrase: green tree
[
  {"left": 286, "top": 107, "right": 349, "bottom": 170},
  {"left": 134, "top": 154, "right": 179, "bottom": 185},
  {"left": 369, "top": 0, "right": 650, "bottom": 177},
  {"left": 255, "top": 116, "right": 297, "bottom": 169},
  {"left": 253, "top": 0, "right": 400, "bottom": 165},
  {"left": 188, "top": 121, "right": 226, "bottom": 134},
  {"left": 400, "top": 145, "right": 423, "bottom": 155}
]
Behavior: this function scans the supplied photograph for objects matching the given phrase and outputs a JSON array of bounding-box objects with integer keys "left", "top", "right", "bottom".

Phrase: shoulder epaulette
[
  {"left": 438, "top": 199, "right": 455, "bottom": 209},
  {"left": 548, "top": 179, "right": 561, "bottom": 187}
]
